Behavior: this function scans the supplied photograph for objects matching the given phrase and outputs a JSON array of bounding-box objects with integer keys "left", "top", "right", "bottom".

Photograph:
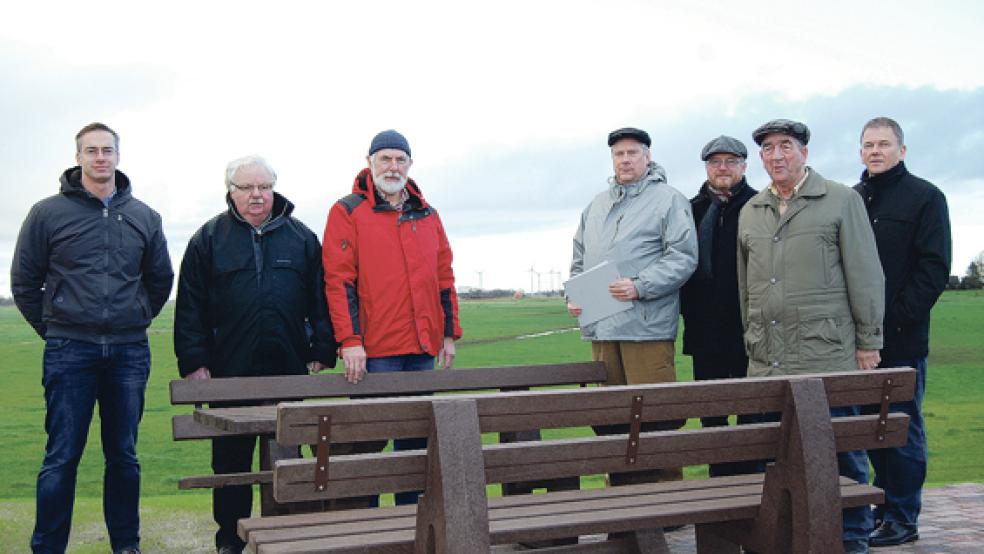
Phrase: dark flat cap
[
  {"left": 608, "top": 127, "right": 651, "bottom": 147},
  {"left": 752, "top": 119, "right": 810, "bottom": 146},
  {"left": 701, "top": 135, "right": 747, "bottom": 160}
]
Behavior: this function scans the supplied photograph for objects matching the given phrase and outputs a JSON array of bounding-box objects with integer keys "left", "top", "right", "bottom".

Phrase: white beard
[{"left": 375, "top": 171, "right": 406, "bottom": 195}]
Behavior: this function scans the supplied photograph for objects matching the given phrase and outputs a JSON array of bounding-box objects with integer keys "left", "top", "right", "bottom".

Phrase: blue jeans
[
  {"left": 31, "top": 338, "right": 150, "bottom": 554},
  {"left": 867, "top": 356, "right": 927, "bottom": 526},
  {"left": 749, "top": 405, "right": 873, "bottom": 543},
  {"left": 366, "top": 354, "right": 434, "bottom": 505}
]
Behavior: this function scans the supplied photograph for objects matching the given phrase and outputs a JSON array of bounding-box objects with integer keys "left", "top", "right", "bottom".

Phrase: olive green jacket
[{"left": 737, "top": 168, "right": 884, "bottom": 376}]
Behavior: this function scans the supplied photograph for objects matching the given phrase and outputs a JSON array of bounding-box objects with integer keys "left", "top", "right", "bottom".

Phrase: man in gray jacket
[
  {"left": 11, "top": 122, "right": 173, "bottom": 554},
  {"left": 568, "top": 127, "right": 697, "bottom": 486},
  {"left": 737, "top": 119, "right": 884, "bottom": 554}
]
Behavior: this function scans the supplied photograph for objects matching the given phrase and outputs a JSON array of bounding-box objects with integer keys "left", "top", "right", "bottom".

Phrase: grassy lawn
[{"left": 0, "top": 290, "right": 980, "bottom": 552}]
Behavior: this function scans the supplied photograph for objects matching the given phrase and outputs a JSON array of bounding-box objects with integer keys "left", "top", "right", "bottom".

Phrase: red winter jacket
[{"left": 322, "top": 168, "right": 462, "bottom": 358}]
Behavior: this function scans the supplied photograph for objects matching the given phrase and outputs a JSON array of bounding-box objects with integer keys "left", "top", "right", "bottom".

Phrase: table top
[{"left": 194, "top": 405, "right": 278, "bottom": 434}]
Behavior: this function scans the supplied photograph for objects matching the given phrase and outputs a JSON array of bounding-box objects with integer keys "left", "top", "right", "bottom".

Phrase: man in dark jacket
[
  {"left": 679, "top": 135, "right": 757, "bottom": 477},
  {"left": 11, "top": 122, "right": 174, "bottom": 554},
  {"left": 855, "top": 117, "right": 951, "bottom": 547},
  {"left": 174, "top": 155, "right": 337, "bottom": 554}
]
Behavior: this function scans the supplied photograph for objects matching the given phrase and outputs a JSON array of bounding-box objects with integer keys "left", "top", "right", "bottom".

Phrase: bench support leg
[
  {"left": 718, "top": 378, "right": 843, "bottom": 553},
  {"left": 415, "top": 399, "right": 490, "bottom": 554}
]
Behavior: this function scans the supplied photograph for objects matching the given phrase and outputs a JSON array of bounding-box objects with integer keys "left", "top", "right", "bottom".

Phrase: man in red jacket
[{"left": 322, "top": 129, "right": 462, "bottom": 505}]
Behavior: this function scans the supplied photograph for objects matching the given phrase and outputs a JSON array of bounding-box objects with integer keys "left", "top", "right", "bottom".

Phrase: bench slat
[
  {"left": 179, "top": 471, "right": 272, "bottom": 490},
  {"left": 275, "top": 369, "right": 917, "bottom": 445},
  {"left": 170, "top": 362, "right": 607, "bottom": 404},
  {"left": 241, "top": 477, "right": 880, "bottom": 553},
  {"left": 271, "top": 413, "right": 908, "bottom": 503}
]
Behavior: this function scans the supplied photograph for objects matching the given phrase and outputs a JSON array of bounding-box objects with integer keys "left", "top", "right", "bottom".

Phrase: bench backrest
[
  {"left": 170, "top": 362, "right": 607, "bottom": 440},
  {"left": 271, "top": 368, "right": 915, "bottom": 503}
]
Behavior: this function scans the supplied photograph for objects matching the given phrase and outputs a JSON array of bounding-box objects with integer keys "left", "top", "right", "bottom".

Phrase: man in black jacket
[
  {"left": 855, "top": 117, "right": 951, "bottom": 547},
  {"left": 173, "top": 155, "right": 336, "bottom": 554},
  {"left": 680, "top": 135, "right": 757, "bottom": 477},
  {"left": 11, "top": 122, "right": 174, "bottom": 554}
]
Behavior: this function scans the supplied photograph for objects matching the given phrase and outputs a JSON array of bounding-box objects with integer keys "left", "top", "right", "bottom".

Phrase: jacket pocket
[
  {"left": 798, "top": 305, "right": 846, "bottom": 361},
  {"left": 743, "top": 308, "right": 767, "bottom": 362}
]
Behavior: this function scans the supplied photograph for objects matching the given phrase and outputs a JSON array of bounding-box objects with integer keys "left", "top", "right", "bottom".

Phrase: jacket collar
[
  {"left": 226, "top": 191, "right": 293, "bottom": 232},
  {"left": 352, "top": 167, "right": 429, "bottom": 212},
  {"left": 860, "top": 160, "right": 908, "bottom": 190},
  {"left": 59, "top": 166, "right": 132, "bottom": 205},
  {"left": 608, "top": 161, "right": 667, "bottom": 202},
  {"left": 751, "top": 167, "right": 826, "bottom": 207}
]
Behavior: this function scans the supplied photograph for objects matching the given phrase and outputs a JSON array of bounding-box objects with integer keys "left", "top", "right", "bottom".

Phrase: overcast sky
[{"left": 2, "top": 0, "right": 982, "bottom": 295}]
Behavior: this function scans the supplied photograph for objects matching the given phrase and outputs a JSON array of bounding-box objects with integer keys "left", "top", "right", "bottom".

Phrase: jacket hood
[
  {"left": 608, "top": 161, "right": 667, "bottom": 201},
  {"left": 226, "top": 190, "right": 294, "bottom": 231},
  {"left": 351, "top": 167, "right": 429, "bottom": 210},
  {"left": 59, "top": 166, "right": 133, "bottom": 200}
]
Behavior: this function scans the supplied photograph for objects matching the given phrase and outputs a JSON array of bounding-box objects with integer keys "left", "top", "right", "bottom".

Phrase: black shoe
[
  {"left": 843, "top": 539, "right": 869, "bottom": 554},
  {"left": 869, "top": 520, "right": 919, "bottom": 547}
]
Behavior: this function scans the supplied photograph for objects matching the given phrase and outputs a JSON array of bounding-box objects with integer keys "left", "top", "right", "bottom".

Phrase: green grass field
[{"left": 0, "top": 291, "right": 981, "bottom": 552}]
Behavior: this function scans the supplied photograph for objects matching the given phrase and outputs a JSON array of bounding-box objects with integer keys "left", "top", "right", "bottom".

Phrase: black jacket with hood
[
  {"left": 11, "top": 167, "right": 174, "bottom": 343},
  {"left": 855, "top": 161, "right": 951, "bottom": 361},
  {"left": 174, "top": 192, "right": 337, "bottom": 377}
]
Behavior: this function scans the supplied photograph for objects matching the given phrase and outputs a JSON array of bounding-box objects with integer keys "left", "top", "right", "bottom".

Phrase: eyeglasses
[
  {"left": 706, "top": 158, "right": 744, "bottom": 168},
  {"left": 231, "top": 183, "right": 274, "bottom": 193},
  {"left": 374, "top": 154, "right": 410, "bottom": 168}
]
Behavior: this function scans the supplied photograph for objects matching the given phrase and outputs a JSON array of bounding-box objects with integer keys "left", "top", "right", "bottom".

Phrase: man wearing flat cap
[
  {"left": 569, "top": 127, "right": 697, "bottom": 487},
  {"left": 737, "top": 119, "right": 885, "bottom": 554},
  {"left": 679, "top": 136, "right": 757, "bottom": 477},
  {"left": 322, "top": 129, "right": 462, "bottom": 505}
]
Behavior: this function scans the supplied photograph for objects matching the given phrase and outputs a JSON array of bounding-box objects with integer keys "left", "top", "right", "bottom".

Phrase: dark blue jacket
[
  {"left": 855, "top": 161, "right": 951, "bottom": 361},
  {"left": 680, "top": 177, "right": 756, "bottom": 363},
  {"left": 174, "top": 193, "right": 337, "bottom": 377},
  {"left": 11, "top": 167, "right": 174, "bottom": 343}
]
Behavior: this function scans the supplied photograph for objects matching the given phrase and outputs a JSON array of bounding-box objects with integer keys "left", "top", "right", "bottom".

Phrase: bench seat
[{"left": 240, "top": 474, "right": 881, "bottom": 553}]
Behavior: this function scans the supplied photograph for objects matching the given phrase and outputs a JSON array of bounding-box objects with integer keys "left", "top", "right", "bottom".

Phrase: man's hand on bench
[
  {"left": 342, "top": 346, "right": 368, "bottom": 383},
  {"left": 186, "top": 367, "right": 211, "bottom": 380}
]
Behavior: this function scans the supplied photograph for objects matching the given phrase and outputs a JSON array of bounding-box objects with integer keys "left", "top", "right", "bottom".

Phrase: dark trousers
[
  {"left": 212, "top": 435, "right": 257, "bottom": 551},
  {"left": 865, "top": 356, "right": 928, "bottom": 526},
  {"left": 692, "top": 353, "right": 757, "bottom": 477}
]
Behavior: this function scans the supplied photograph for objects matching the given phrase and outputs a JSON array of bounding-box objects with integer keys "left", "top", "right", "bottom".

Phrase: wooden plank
[
  {"left": 242, "top": 478, "right": 880, "bottom": 553},
  {"left": 274, "top": 369, "right": 916, "bottom": 445},
  {"left": 179, "top": 471, "right": 271, "bottom": 490},
  {"left": 194, "top": 406, "right": 278, "bottom": 435},
  {"left": 172, "top": 414, "right": 243, "bottom": 440},
  {"left": 170, "top": 361, "right": 607, "bottom": 404},
  {"left": 271, "top": 413, "right": 907, "bottom": 502}
]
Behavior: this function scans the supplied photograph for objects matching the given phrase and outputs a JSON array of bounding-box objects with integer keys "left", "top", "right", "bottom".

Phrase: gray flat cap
[
  {"left": 752, "top": 119, "right": 810, "bottom": 146},
  {"left": 701, "top": 135, "right": 747, "bottom": 160}
]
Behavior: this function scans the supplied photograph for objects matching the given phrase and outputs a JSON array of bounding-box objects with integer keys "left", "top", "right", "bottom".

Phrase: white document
[{"left": 564, "top": 261, "right": 632, "bottom": 327}]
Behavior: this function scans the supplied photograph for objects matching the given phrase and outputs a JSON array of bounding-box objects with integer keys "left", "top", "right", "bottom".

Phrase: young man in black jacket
[
  {"left": 11, "top": 123, "right": 174, "bottom": 554},
  {"left": 174, "top": 155, "right": 337, "bottom": 554},
  {"left": 855, "top": 117, "right": 951, "bottom": 547},
  {"left": 680, "top": 135, "right": 757, "bottom": 477}
]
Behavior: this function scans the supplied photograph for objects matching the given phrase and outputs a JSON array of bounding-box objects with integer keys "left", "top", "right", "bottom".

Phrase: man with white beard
[{"left": 321, "top": 130, "right": 462, "bottom": 505}]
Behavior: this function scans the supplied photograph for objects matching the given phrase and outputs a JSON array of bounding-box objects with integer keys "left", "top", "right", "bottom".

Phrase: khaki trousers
[{"left": 591, "top": 340, "right": 683, "bottom": 484}]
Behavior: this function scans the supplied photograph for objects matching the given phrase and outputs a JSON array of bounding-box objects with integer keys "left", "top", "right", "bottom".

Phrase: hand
[
  {"left": 567, "top": 301, "right": 583, "bottom": 317},
  {"left": 856, "top": 349, "right": 881, "bottom": 370},
  {"left": 185, "top": 367, "right": 210, "bottom": 380},
  {"left": 608, "top": 277, "right": 639, "bottom": 302},
  {"left": 307, "top": 361, "right": 325, "bottom": 374},
  {"left": 437, "top": 337, "right": 456, "bottom": 369},
  {"left": 341, "top": 345, "right": 368, "bottom": 384}
]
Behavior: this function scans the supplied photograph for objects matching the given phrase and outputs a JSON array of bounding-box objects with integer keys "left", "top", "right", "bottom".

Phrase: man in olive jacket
[
  {"left": 855, "top": 117, "right": 951, "bottom": 547},
  {"left": 737, "top": 119, "right": 885, "bottom": 554}
]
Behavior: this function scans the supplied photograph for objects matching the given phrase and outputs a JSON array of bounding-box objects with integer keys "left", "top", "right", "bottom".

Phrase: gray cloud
[{"left": 425, "top": 85, "right": 984, "bottom": 237}]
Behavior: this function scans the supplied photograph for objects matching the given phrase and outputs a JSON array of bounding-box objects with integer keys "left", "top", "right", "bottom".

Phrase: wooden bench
[
  {"left": 170, "top": 362, "right": 608, "bottom": 514},
  {"left": 236, "top": 368, "right": 916, "bottom": 553}
]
